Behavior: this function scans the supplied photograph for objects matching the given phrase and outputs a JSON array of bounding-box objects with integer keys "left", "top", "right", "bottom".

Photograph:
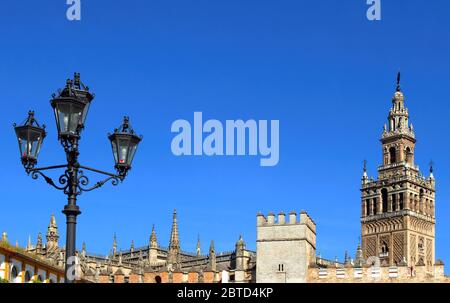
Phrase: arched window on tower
[
  {"left": 381, "top": 189, "right": 388, "bottom": 213},
  {"left": 405, "top": 147, "right": 412, "bottom": 164},
  {"left": 380, "top": 242, "right": 389, "bottom": 258},
  {"left": 389, "top": 147, "right": 397, "bottom": 164},
  {"left": 366, "top": 199, "right": 370, "bottom": 217}
]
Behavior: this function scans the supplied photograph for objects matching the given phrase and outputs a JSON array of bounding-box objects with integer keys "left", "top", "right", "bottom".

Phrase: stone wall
[{"left": 307, "top": 264, "right": 448, "bottom": 283}]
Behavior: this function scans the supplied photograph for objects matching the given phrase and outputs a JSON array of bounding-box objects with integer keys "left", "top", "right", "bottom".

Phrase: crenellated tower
[{"left": 361, "top": 72, "right": 436, "bottom": 268}]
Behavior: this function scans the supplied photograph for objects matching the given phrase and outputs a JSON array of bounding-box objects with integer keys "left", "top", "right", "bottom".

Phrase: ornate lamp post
[{"left": 13, "top": 73, "right": 142, "bottom": 283}]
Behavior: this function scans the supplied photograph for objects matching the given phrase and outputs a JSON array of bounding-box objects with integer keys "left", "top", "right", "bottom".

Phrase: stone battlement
[
  {"left": 307, "top": 264, "right": 448, "bottom": 283},
  {"left": 257, "top": 211, "right": 316, "bottom": 233}
]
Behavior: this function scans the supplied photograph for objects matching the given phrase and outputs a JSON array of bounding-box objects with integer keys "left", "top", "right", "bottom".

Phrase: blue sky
[{"left": 1, "top": 0, "right": 450, "bottom": 266}]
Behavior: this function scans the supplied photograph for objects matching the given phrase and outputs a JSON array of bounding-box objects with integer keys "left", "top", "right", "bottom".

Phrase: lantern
[
  {"left": 50, "top": 72, "right": 94, "bottom": 139},
  {"left": 108, "top": 116, "right": 142, "bottom": 176},
  {"left": 14, "top": 111, "right": 46, "bottom": 169}
]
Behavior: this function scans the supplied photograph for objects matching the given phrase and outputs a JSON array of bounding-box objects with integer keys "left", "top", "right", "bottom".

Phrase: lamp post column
[{"left": 62, "top": 142, "right": 81, "bottom": 283}]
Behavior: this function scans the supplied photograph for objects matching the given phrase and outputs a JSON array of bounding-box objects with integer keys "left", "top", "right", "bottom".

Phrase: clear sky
[{"left": 1, "top": 1, "right": 449, "bottom": 266}]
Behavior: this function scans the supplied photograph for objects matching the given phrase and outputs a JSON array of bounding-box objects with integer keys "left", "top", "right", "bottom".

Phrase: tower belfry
[{"left": 361, "top": 73, "right": 436, "bottom": 268}]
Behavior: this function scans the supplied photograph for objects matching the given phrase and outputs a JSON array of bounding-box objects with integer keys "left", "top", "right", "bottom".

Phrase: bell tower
[{"left": 361, "top": 73, "right": 436, "bottom": 268}]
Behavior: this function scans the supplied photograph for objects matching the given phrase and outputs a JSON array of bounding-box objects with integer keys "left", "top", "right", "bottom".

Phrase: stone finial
[
  {"left": 278, "top": 212, "right": 286, "bottom": 224},
  {"left": 82, "top": 242, "right": 86, "bottom": 258},
  {"left": 354, "top": 240, "right": 364, "bottom": 267},
  {"left": 112, "top": 233, "right": 117, "bottom": 255},
  {"left": 362, "top": 160, "right": 368, "bottom": 183},
  {"left": 27, "top": 235, "right": 32, "bottom": 251},
  {"left": 118, "top": 252, "right": 123, "bottom": 266},
  {"left": 344, "top": 251, "right": 351, "bottom": 265},
  {"left": 196, "top": 235, "right": 201, "bottom": 257},
  {"left": 1, "top": 232, "right": 7, "bottom": 243},
  {"left": 209, "top": 240, "right": 217, "bottom": 272},
  {"left": 150, "top": 224, "right": 158, "bottom": 248},
  {"left": 36, "top": 232, "right": 43, "bottom": 253}
]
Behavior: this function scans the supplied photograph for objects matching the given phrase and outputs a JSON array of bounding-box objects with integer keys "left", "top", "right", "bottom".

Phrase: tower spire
[
  {"left": 396, "top": 70, "right": 401, "bottom": 92},
  {"left": 167, "top": 209, "right": 181, "bottom": 270},
  {"left": 150, "top": 224, "right": 158, "bottom": 248},
  {"left": 209, "top": 240, "right": 216, "bottom": 271},
  {"left": 169, "top": 209, "right": 180, "bottom": 250},
  {"left": 45, "top": 214, "right": 59, "bottom": 255},
  {"left": 112, "top": 233, "right": 117, "bottom": 256},
  {"left": 27, "top": 235, "right": 32, "bottom": 251},
  {"left": 196, "top": 234, "right": 201, "bottom": 257}
]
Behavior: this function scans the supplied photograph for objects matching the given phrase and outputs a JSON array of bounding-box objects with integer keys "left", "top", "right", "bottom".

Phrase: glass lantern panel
[
  {"left": 81, "top": 102, "right": 91, "bottom": 128},
  {"left": 118, "top": 138, "right": 131, "bottom": 165},
  {"left": 127, "top": 141, "right": 138, "bottom": 166},
  {"left": 56, "top": 102, "right": 70, "bottom": 133},
  {"left": 68, "top": 102, "right": 84, "bottom": 133},
  {"left": 29, "top": 129, "right": 43, "bottom": 158},
  {"left": 16, "top": 128, "right": 28, "bottom": 157},
  {"left": 111, "top": 139, "right": 118, "bottom": 164},
  {"left": 56, "top": 102, "right": 84, "bottom": 134}
]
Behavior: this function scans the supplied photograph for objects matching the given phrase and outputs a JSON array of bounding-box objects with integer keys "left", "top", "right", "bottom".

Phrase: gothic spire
[
  {"left": 196, "top": 235, "right": 201, "bottom": 257},
  {"left": 27, "top": 235, "right": 32, "bottom": 251},
  {"left": 209, "top": 240, "right": 215, "bottom": 253},
  {"left": 209, "top": 240, "right": 217, "bottom": 272},
  {"left": 354, "top": 237, "right": 364, "bottom": 267},
  {"left": 46, "top": 214, "right": 59, "bottom": 248},
  {"left": 81, "top": 242, "right": 86, "bottom": 258},
  {"left": 169, "top": 209, "right": 180, "bottom": 251},
  {"left": 1, "top": 232, "right": 7, "bottom": 243},
  {"left": 236, "top": 235, "right": 245, "bottom": 255},
  {"left": 36, "top": 232, "right": 43, "bottom": 253},
  {"left": 112, "top": 233, "right": 117, "bottom": 255},
  {"left": 150, "top": 224, "right": 158, "bottom": 248},
  {"left": 344, "top": 250, "right": 351, "bottom": 265},
  {"left": 167, "top": 209, "right": 181, "bottom": 270}
]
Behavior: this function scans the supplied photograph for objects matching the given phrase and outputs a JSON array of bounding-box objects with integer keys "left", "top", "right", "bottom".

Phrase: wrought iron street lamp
[{"left": 13, "top": 73, "right": 142, "bottom": 283}]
